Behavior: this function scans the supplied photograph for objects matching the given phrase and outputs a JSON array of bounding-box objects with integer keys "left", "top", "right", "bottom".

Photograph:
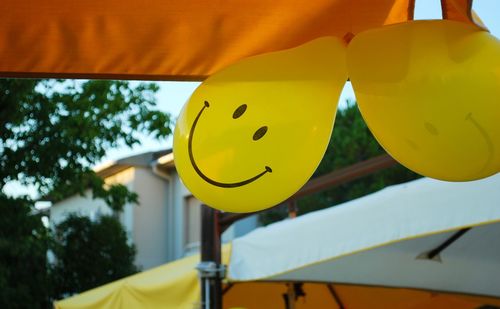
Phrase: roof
[
  {"left": 152, "top": 152, "right": 176, "bottom": 175},
  {"left": 95, "top": 149, "right": 172, "bottom": 178},
  {"left": 47, "top": 149, "right": 172, "bottom": 206}
]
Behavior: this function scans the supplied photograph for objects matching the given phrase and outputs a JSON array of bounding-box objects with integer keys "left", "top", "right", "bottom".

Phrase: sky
[
  {"left": 103, "top": 0, "right": 500, "bottom": 164},
  {"left": 4, "top": 0, "right": 499, "bottom": 198}
]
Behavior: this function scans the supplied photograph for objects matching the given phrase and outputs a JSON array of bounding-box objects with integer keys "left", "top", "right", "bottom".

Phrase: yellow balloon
[
  {"left": 348, "top": 20, "right": 500, "bottom": 181},
  {"left": 174, "top": 37, "right": 347, "bottom": 212}
]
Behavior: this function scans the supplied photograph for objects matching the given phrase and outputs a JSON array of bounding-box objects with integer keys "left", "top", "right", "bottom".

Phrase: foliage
[
  {"left": 0, "top": 79, "right": 171, "bottom": 209},
  {"left": 260, "top": 101, "right": 421, "bottom": 225},
  {"left": 0, "top": 195, "right": 51, "bottom": 309},
  {"left": 0, "top": 78, "right": 171, "bottom": 307},
  {"left": 50, "top": 215, "right": 138, "bottom": 299}
]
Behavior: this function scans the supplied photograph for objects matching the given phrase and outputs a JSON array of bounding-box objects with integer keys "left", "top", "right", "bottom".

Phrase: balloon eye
[
  {"left": 253, "top": 126, "right": 268, "bottom": 141},
  {"left": 233, "top": 104, "right": 247, "bottom": 119}
]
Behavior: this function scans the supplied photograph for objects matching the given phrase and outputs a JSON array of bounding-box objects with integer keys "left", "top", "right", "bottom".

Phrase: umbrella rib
[
  {"left": 426, "top": 227, "right": 472, "bottom": 260},
  {"left": 326, "top": 284, "right": 345, "bottom": 309}
]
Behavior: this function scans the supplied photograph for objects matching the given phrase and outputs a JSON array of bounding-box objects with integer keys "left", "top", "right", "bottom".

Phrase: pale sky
[{"left": 4, "top": 0, "right": 499, "bottom": 198}]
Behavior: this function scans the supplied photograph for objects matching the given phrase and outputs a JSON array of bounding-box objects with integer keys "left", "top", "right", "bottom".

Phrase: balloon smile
[{"left": 188, "top": 100, "right": 272, "bottom": 188}]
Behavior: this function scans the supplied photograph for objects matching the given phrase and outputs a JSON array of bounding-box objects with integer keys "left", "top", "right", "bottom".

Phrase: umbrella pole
[{"left": 198, "top": 204, "right": 224, "bottom": 309}]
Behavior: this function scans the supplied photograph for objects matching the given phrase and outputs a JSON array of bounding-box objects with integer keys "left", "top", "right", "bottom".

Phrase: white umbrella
[{"left": 229, "top": 174, "right": 500, "bottom": 298}]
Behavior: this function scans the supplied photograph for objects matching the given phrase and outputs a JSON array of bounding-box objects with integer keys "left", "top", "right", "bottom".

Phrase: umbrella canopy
[
  {"left": 229, "top": 174, "right": 500, "bottom": 304},
  {"left": 57, "top": 174, "right": 500, "bottom": 308},
  {"left": 0, "top": 0, "right": 477, "bottom": 80}
]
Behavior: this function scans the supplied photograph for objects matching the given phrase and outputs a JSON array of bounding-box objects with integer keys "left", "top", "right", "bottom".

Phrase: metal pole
[{"left": 197, "top": 204, "right": 224, "bottom": 309}]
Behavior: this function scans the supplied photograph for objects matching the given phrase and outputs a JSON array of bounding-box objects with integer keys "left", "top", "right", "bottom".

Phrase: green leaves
[
  {"left": 0, "top": 78, "right": 172, "bottom": 306},
  {"left": 0, "top": 194, "right": 51, "bottom": 308},
  {"left": 0, "top": 79, "right": 171, "bottom": 206},
  {"left": 50, "top": 215, "right": 138, "bottom": 299}
]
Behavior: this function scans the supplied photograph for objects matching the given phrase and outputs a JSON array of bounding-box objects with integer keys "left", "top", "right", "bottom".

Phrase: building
[{"left": 49, "top": 150, "right": 258, "bottom": 270}]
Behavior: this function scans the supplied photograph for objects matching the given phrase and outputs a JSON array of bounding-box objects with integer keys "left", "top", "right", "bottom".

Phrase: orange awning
[
  {"left": 0, "top": 0, "right": 476, "bottom": 80},
  {"left": 225, "top": 282, "right": 500, "bottom": 309}
]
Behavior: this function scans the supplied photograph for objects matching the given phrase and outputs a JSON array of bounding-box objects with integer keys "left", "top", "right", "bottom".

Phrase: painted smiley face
[
  {"left": 188, "top": 100, "right": 272, "bottom": 188},
  {"left": 173, "top": 37, "right": 347, "bottom": 212}
]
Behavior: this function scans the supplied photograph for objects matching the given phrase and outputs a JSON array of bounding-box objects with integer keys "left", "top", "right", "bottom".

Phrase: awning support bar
[
  {"left": 327, "top": 284, "right": 345, "bottom": 309},
  {"left": 426, "top": 227, "right": 471, "bottom": 260}
]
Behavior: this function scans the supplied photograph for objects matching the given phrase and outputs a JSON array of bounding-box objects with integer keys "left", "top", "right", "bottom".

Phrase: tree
[
  {"left": 260, "top": 101, "right": 421, "bottom": 225},
  {"left": 0, "top": 195, "right": 51, "bottom": 308},
  {"left": 0, "top": 78, "right": 172, "bottom": 308},
  {"left": 0, "top": 79, "right": 171, "bottom": 206},
  {"left": 50, "top": 215, "right": 138, "bottom": 299}
]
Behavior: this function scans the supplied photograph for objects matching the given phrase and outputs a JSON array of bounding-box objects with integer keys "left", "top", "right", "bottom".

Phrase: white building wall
[
  {"left": 104, "top": 168, "right": 136, "bottom": 241},
  {"left": 50, "top": 167, "right": 172, "bottom": 270},
  {"left": 132, "top": 167, "right": 170, "bottom": 270},
  {"left": 50, "top": 191, "right": 113, "bottom": 226},
  {"left": 171, "top": 169, "right": 191, "bottom": 260}
]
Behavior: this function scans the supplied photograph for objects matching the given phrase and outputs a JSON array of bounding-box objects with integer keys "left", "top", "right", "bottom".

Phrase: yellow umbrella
[{"left": 54, "top": 246, "right": 220, "bottom": 309}]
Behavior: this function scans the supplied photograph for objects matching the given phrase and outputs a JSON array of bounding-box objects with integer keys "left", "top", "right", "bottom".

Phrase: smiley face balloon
[
  {"left": 348, "top": 20, "right": 500, "bottom": 181},
  {"left": 174, "top": 37, "right": 347, "bottom": 213}
]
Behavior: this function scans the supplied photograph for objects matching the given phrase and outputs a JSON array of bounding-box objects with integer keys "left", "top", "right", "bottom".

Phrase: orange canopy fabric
[
  {"left": 224, "top": 282, "right": 500, "bottom": 309},
  {"left": 443, "top": 0, "right": 473, "bottom": 23},
  {"left": 0, "top": 0, "right": 476, "bottom": 80}
]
